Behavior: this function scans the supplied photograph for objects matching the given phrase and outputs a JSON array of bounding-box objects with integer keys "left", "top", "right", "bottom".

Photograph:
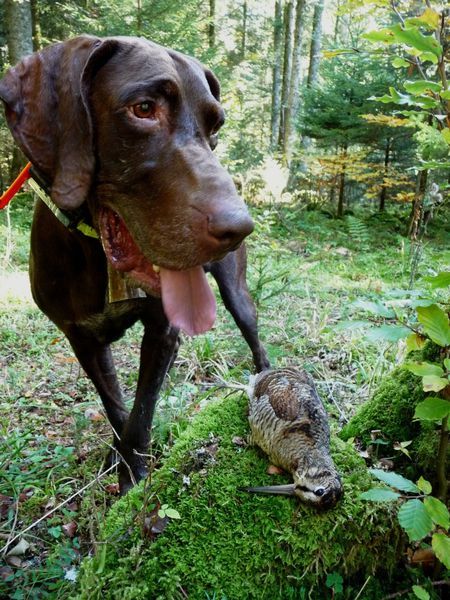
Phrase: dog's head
[{"left": 0, "top": 36, "right": 254, "bottom": 335}]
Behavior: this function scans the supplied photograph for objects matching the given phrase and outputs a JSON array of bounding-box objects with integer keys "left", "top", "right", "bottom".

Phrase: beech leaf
[
  {"left": 432, "top": 533, "right": 450, "bottom": 569},
  {"left": 414, "top": 397, "right": 450, "bottom": 421},
  {"left": 398, "top": 499, "right": 433, "bottom": 541},
  {"left": 417, "top": 304, "right": 450, "bottom": 347},
  {"left": 369, "top": 469, "right": 419, "bottom": 493},
  {"left": 424, "top": 497, "right": 450, "bottom": 529}
]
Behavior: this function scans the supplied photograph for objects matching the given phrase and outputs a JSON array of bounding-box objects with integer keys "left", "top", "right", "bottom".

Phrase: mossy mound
[
  {"left": 78, "top": 393, "right": 402, "bottom": 600},
  {"left": 340, "top": 367, "right": 425, "bottom": 445},
  {"left": 339, "top": 367, "right": 443, "bottom": 477}
]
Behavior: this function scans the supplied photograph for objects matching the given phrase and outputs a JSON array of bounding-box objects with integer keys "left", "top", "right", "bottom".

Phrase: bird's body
[{"left": 247, "top": 367, "right": 343, "bottom": 508}]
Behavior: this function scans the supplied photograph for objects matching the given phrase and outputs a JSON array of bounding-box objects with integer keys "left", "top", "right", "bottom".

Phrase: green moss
[
  {"left": 339, "top": 365, "right": 446, "bottom": 477},
  {"left": 340, "top": 367, "right": 425, "bottom": 445},
  {"left": 78, "top": 393, "right": 402, "bottom": 600}
]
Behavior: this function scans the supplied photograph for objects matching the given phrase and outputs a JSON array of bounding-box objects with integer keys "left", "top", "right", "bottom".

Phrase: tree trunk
[
  {"left": 5, "top": 0, "right": 34, "bottom": 63},
  {"left": 278, "top": 0, "right": 295, "bottom": 151},
  {"left": 378, "top": 138, "right": 391, "bottom": 211},
  {"left": 136, "top": 0, "right": 142, "bottom": 35},
  {"left": 337, "top": 145, "right": 348, "bottom": 218},
  {"left": 5, "top": 0, "right": 34, "bottom": 181},
  {"left": 270, "top": 0, "right": 283, "bottom": 150},
  {"left": 208, "top": 0, "right": 216, "bottom": 49},
  {"left": 408, "top": 169, "right": 428, "bottom": 239},
  {"left": 241, "top": 1, "right": 247, "bottom": 59},
  {"left": 307, "top": 0, "right": 325, "bottom": 87},
  {"left": 30, "top": 0, "right": 42, "bottom": 50},
  {"left": 283, "top": 0, "right": 307, "bottom": 162},
  {"left": 334, "top": 0, "right": 349, "bottom": 45}
]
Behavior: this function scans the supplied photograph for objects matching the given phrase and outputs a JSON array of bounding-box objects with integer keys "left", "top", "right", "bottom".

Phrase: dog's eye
[{"left": 133, "top": 101, "right": 156, "bottom": 119}]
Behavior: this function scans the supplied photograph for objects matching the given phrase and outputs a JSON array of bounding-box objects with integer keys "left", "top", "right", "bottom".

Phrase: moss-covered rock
[
  {"left": 340, "top": 367, "right": 425, "bottom": 445},
  {"left": 339, "top": 367, "right": 444, "bottom": 477},
  {"left": 78, "top": 394, "right": 402, "bottom": 600}
]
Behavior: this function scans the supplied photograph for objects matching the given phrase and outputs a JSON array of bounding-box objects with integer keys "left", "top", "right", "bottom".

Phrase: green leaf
[
  {"left": 410, "top": 298, "right": 437, "bottom": 308},
  {"left": 417, "top": 476, "right": 432, "bottom": 495},
  {"left": 417, "top": 304, "right": 450, "bottom": 346},
  {"left": 392, "top": 57, "right": 409, "bottom": 68},
  {"left": 362, "top": 29, "right": 395, "bottom": 44},
  {"left": 404, "top": 361, "right": 444, "bottom": 377},
  {"left": 335, "top": 320, "right": 371, "bottom": 331},
  {"left": 414, "top": 397, "right": 450, "bottom": 420},
  {"left": 412, "top": 585, "right": 430, "bottom": 600},
  {"left": 406, "top": 7, "right": 440, "bottom": 30},
  {"left": 360, "top": 488, "right": 401, "bottom": 502},
  {"left": 424, "top": 497, "right": 450, "bottom": 529},
  {"left": 424, "top": 272, "right": 450, "bottom": 289},
  {"left": 422, "top": 375, "right": 449, "bottom": 393},
  {"left": 404, "top": 80, "right": 442, "bottom": 94},
  {"left": 350, "top": 299, "right": 395, "bottom": 318},
  {"left": 444, "top": 358, "right": 450, "bottom": 371},
  {"left": 390, "top": 24, "right": 442, "bottom": 58},
  {"left": 398, "top": 499, "right": 433, "bottom": 541},
  {"left": 369, "top": 469, "right": 419, "bottom": 493},
  {"left": 406, "top": 333, "right": 427, "bottom": 353},
  {"left": 432, "top": 533, "right": 450, "bottom": 569},
  {"left": 420, "top": 52, "right": 438, "bottom": 64},
  {"left": 325, "top": 572, "right": 343, "bottom": 594},
  {"left": 440, "top": 90, "right": 450, "bottom": 100},
  {"left": 95, "top": 543, "right": 107, "bottom": 575},
  {"left": 48, "top": 526, "right": 62, "bottom": 539},
  {"left": 441, "top": 128, "right": 450, "bottom": 145},
  {"left": 365, "top": 325, "right": 410, "bottom": 343},
  {"left": 418, "top": 160, "right": 450, "bottom": 170},
  {"left": 165, "top": 508, "right": 181, "bottom": 520}
]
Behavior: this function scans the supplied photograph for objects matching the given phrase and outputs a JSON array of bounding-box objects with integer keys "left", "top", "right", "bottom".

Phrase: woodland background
[{"left": 0, "top": 0, "right": 448, "bottom": 218}]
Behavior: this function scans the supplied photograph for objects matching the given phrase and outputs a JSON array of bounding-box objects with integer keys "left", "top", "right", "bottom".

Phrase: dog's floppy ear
[{"left": 0, "top": 36, "right": 119, "bottom": 210}]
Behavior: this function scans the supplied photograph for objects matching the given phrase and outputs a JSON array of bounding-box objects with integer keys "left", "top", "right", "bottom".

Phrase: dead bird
[{"left": 245, "top": 367, "right": 343, "bottom": 509}]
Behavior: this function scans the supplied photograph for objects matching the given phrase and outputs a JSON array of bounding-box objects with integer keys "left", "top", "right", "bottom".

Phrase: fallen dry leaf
[
  {"left": 0, "top": 494, "right": 13, "bottom": 519},
  {"left": 410, "top": 547, "right": 435, "bottom": 567},
  {"left": 84, "top": 408, "right": 104, "bottom": 422},
  {"left": 232, "top": 436, "right": 247, "bottom": 447},
  {"left": 104, "top": 483, "right": 120, "bottom": 495},
  {"left": 7, "top": 538, "right": 30, "bottom": 557},
  {"left": 0, "top": 565, "right": 13, "bottom": 581},
  {"left": 62, "top": 521, "right": 78, "bottom": 538},
  {"left": 143, "top": 506, "right": 169, "bottom": 540},
  {"left": 267, "top": 464, "right": 284, "bottom": 475},
  {"left": 5, "top": 556, "right": 22, "bottom": 568}
]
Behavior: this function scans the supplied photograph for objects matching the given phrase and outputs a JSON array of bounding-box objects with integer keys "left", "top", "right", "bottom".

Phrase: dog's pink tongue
[{"left": 159, "top": 267, "right": 216, "bottom": 336}]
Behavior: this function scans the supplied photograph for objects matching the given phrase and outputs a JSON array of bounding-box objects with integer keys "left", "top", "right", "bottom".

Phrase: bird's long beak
[{"left": 243, "top": 484, "right": 296, "bottom": 496}]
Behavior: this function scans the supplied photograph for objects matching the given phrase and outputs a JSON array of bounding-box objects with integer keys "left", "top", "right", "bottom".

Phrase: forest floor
[{"left": 0, "top": 195, "right": 449, "bottom": 599}]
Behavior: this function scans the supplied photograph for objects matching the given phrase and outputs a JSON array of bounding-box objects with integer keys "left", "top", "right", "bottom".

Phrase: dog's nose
[{"left": 207, "top": 209, "right": 254, "bottom": 249}]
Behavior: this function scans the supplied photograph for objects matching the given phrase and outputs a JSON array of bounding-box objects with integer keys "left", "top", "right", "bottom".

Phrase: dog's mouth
[{"left": 98, "top": 207, "right": 216, "bottom": 336}]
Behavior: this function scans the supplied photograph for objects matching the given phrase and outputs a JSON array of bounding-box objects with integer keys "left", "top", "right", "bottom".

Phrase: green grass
[{"left": 0, "top": 194, "right": 448, "bottom": 598}]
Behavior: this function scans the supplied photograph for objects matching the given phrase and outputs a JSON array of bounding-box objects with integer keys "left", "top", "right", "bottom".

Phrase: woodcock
[{"left": 246, "top": 367, "right": 343, "bottom": 509}]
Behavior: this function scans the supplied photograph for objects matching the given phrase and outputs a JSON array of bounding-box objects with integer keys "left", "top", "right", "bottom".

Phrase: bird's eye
[{"left": 133, "top": 101, "right": 156, "bottom": 119}]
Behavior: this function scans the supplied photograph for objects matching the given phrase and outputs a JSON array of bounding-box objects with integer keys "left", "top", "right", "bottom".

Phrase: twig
[
  {"left": 0, "top": 461, "right": 119, "bottom": 556},
  {"left": 354, "top": 576, "right": 371, "bottom": 600},
  {"left": 381, "top": 580, "right": 450, "bottom": 600},
  {"left": 3, "top": 494, "right": 20, "bottom": 560}
]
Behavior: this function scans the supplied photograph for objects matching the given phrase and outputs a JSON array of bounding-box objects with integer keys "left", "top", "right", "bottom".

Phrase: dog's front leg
[{"left": 118, "top": 314, "right": 179, "bottom": 495}]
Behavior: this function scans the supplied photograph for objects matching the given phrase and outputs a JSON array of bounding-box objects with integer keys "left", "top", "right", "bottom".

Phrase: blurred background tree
[{"left": 0, "top": 0, "right": 448, "bottom": 223}]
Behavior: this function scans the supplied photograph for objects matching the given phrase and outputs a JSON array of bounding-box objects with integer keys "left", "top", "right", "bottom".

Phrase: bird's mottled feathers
[{"left": 247, "top": 367, "right": 343, "bottom": 507}]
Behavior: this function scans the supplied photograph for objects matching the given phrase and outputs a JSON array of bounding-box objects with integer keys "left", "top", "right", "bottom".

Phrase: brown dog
[{"left": 0, "top": 36, "right": 269, "bottom": 493}]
